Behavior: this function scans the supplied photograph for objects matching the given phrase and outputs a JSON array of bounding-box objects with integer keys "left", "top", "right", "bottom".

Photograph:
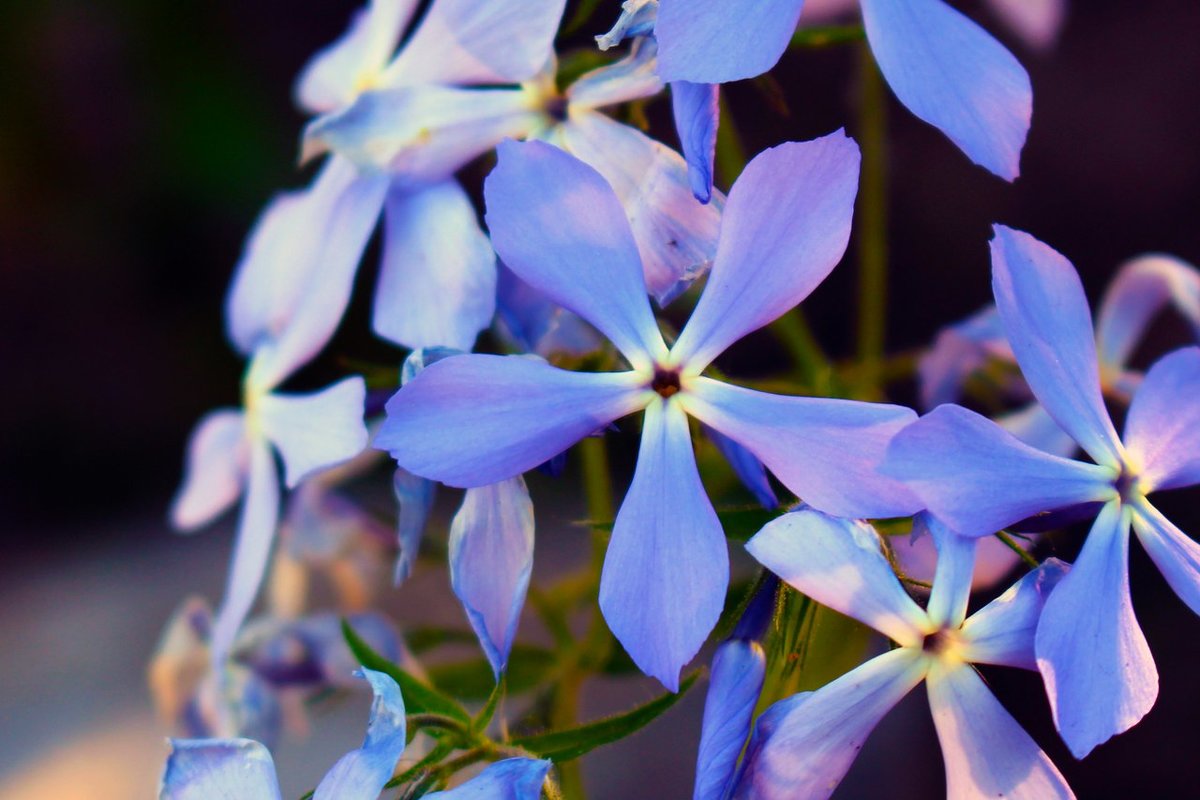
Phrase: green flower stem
[
  {"left": 790, "top": 23, "right": 867, "bottom": 49},
  {"left": 855, "top": 41, "right": 889, "bottom": 398},
  {"left": 996, "top": 530, "right": 1041, "bottom": 570}
]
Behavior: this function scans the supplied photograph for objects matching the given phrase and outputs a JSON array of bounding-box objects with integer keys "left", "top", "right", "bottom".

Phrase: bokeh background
[{"left": 3, "top": 0, "right": 1200, "bottom": 797}]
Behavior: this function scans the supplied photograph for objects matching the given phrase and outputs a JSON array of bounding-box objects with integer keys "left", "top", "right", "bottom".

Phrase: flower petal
[
  {"left": 313, "top": 668, "right": 407, "bottom": 800},
  {"left": 670, "top": 81, "right": 720, "bottom": 203},
  {"left": 926, "top": 662, "right": 1073, "bottom": 800},
  {"left": 704, "top": 425, "right": 778, "bottom": 509},
  {"left": 731, "top": 648, "right": 926, "bottom": 800},
  {"left": 160, "top": 739, "right": 282, "bottom": 800},
  {"left": 1095, "top": 254, "right": 1200, "bottom": 369},
  {"left": 424, "top": 758, "right": 551, "bottom": 799},
  {"left": 693, "top": 640, "right": 766, "bottom": 800},
  {"left": 990, "top": 225, "right": 1123, "bottom": 466},
  {"left": 923, "top": 515, "right": 976, "bottom": 630},
  {"left": 1035, "top": 501, "right": 1157, "bottom": 758},
  {"left": 484, "top": 138, "right": 667, "bottom": 367},
  {"left": 672, "top": 134, "right": 860, "bottom": 371},
  {"left": 656, "top": 0, "right": 807, "bottom": 84},
  {"left": 917, "top": 305, "right": 1007, "bottom": 410},
  {"left": 1123, "top": 347, "right": 1200, "bottom": 492},
  {"left": 258, "top": 377, "right": 369, "bottom": 488},
  {"left": 378, "top": 354, "right": 647, "bottom": 487},
  {"left": 567, "top": 38, "right": 663, "bottom": 110},
  {"left": 986, "top": 0, "right": 1067, "bottom": 51},
  {"left": 599, "top": 400, "right": 728, "bottom": 691},
  {"left": 1131, "top": 501, "right": 1200, "bottom": 617},
  {"left": 861, "top": 0, "right": 1031, "bottom": 179},
  {"left": 960, "top": 557, "right": 1069, "bottom": 670},
  {"left": 683, "top": 378, "right": 921, "bottom": 519},
  {"left": 393, "top": 468, "right": 437, "bottom": 583},
  {"left": 494, "top": 265, "right": 604, "bottom": 359},
  {"left": 883, "top": 404, "right": 1114, "bottom": 538},
  {"left": 746, "top": 507, "right": 929, "bottom": 645},
  {"left": 998, "top": 403, "right": 1078, "bottom": 458},
  {"left": 171, "top": 411, "right": 248, "bottom": 531}
]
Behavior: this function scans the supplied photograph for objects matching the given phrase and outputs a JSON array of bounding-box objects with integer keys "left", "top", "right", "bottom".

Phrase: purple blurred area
[{"left": 2, "top": 0, "right": 1200, "bottom": 797}]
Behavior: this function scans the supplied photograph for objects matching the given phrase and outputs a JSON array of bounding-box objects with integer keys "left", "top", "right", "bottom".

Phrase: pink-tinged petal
[
  {"left": 883, "top": 404, "right": 1114, "bottom": 538},
  {"left": 893, "top": 527, "right": 1035, "bottom": 593},
  {"left": 1131, "top": 501, "right": 1200, "bottom": 617},
  {"left": 656, "top": 0, "right": 807, "bottom": 84},
  {"left": 926, "top": 662, "right": 1074, "bottom": 800},
  {"left": 672, "top": 134, "right": 860, "bottom": 371},
  {"left": 600, "top": 400, "right": 728, "bottom": 690},
  {"left": 746, "top": 507, "right": 929, "bottom": 646},
  {"left": 1123, "top": 347, "right": 1200, "bottom": 492},
  {"left": 159, "top": 739, "right": 282, "bottom": 800},
  {"left": 1095, "top": 254, "right": 1200, "bottom": 369},
  {"left": 378, "top": 354, "right": 648, "bottom": 487},
  {"left": 171, "top": 411, "right": 248, "bottom": 531},
  {"left": 682, "top": 378, "right": 921, "bottom": 519},
  {"left": 567, "top": 38, "right": 663, "bottom": 110},
  {"left": 313, "top": 669, "right": 407, "bottom": 800},
  {"left": 986, "top": 0, "right": 1067, "bottom": 52},
  {"left": 990, "top": 225, "right": 1123, "bottom": 466},
  {"left": 484, "top": 138, "right": 667, "bottom": 368},
  {"left": 731, "top": 648, "right": 927, "bottom": 800},
  {"left": 257, "top": 377, "right": 369, "bottom": 489},
  {"left": 1035, "top": 501, "right": 1157, "bottom": 758},
  {"left": 799, "top": 0, "right": 858, "bottom": 24},
  {"left": 923, "top": 515, "right": 976, "bottom": 630},
  {"left": 960, "top": 557, "right": 1068, "bottom": 670}
]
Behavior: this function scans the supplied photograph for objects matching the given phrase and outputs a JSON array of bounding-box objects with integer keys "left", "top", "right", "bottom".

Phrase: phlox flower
[
  {"left": 378, "top": 133, "right": 920, "bottom": 689},
  {"left": 734, "top": 509, "right": 1072, "bottom": 799},
  {"left": 885, "top": 226, "right": 1200, "bottom": 756}
]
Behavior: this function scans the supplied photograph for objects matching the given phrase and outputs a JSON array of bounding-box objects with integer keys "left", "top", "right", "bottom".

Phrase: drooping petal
[
  {"left": 861, "top": 0, "right": 1031, "bottom": 180},
  {"left": 960, "top": 557, "right": 1068, "bottom": 670},
  {"left": 381, "top": 0, "right": 565, "bottom": 86},
  {"left": 926, "top": 661, "right": 1074, "bottom": 799},
  {"left": 567, "top": 37, "right": 663, "bottom": 110},
  {"left": 731, "top": 648, "right": 927, "bottom": 800},
  {"left": 693, "top": 640, "right": 766, "bottom": 800},
  {"left": 986, "top": 0, "right": 1067, "bottom": 51},
  {"left": 682, "top": 378, "right": 921, "bottom": 519},
  {"left": 671, "top": 81, "right": 720, "bottom": 203},
  {"left": 424, "top": 758, "right": 552, "bottom": 800},
  {"left": 883, "top": 403, "right": 1115, "bottom": 538},
  {"left": 704, "top": 425, "right": 778, "bottom": 509},
  {"left": 373, "top": 180, "right": 496, "bottom": 350},
  {"left": 655, "top": 0, "right": 807, "bottom": 84},
  {"left": 159, "top": 739, "right": 282, "bottom": 800},
  {"left": 923, "top": 515, "right": 976, "bottom": 630},
  {"left": 671, "top": 134, "right": 859, "bottom": 370},
  {"left": 393, "top": 468, "right": 437, "bottom": 583},
  {"left": 257, "top": 377, "right": 369, "bottom": 488},
  {"left": 1095, "top": 254, "right": 1200, "bottom": 369},
  {"left": 1122, "top": 347, "right": 1200, "bottom": 492},
  {"left": 555, "top": 112, "right": 722, "bottom": 307},
  {"left": 378, "top": 354, "right": 648, "bottom": 487},
  {"left": 746, "top": 507, "right": 929, "bottom": 646},
  {"left": 599, "top": 399, "right": 729, "bottom": 691},
  {"left": 484, "top": 138, "right": 667, "bottom": 367},
  {"left": 313, "top": 669, "right": 407, "bottom": 800},
  {"left": 494, "top": 265, "right": 604, "bottom": 359},
  {"left": 990, "top": 225, "right": 1124, "bottom": 466},
  {"left": 449, "top": 476, "right": 536, "bottom": 677},
  {"left": 1131, "top": 501, "right": 1200, "bottom": 617},
  {"left": 1035, "top": 501, "right": 1157, "bottom": 758},
  {"left": 171, "top": 411, "right": 248, "bottom": 531}
]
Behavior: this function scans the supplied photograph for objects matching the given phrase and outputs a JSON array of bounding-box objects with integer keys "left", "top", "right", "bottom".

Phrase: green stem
[
  {"left": 768, "top": 312, "right": 831, "bottom": 390},
  {"left": 996, "top": 531, "right": 1041, "bottom": 570},
  {"left": 855, "top": 41, "right": 889, "bottom": 398}
]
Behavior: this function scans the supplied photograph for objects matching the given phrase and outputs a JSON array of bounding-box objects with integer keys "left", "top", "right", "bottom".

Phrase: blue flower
[
  {"left": 885, "top": 225, "right": 1200, "bottom": 756},
  {"left": 378, "top": 133, "right": 920, "bottom": 690},
  {"left": 734, "top": 509, "right": 1073, "bottom": 799},
  {"left": 424, "top": 758, "right": 552, "bottom": 799}
]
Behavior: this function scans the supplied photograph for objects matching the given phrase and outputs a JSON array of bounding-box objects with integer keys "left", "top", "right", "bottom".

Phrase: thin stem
[
  {"left": 768, "top": 311, "right": 832, "bottom": 390},
  {"left": 855, "top": 41, "right": 889, "bottom": 397},
  {"left": 996, "top": 530, "right": 1041, "bottom": 570}
]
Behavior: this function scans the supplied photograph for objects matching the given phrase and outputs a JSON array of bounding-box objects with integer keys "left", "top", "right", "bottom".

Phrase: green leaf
[
  {"left": 426, "top": 645, "right": 556, "bottom": 700},
  {"left": 589, "top": 505, "right": 785, "bottom": 543},
  {"left": 511, "top": 671, "right": 700, "bottom": 762},
  {"left": 789, "top": 24, "right": 865, "bottom": 49},
  {"left": 405, "top": 626, "right": 481, "bottom": 655},
  {"left": 341, "top": 619, "right": 470, "bottom": 723},
  {"left": 472, "top": 675, "right": 506, "bottom": 734}
]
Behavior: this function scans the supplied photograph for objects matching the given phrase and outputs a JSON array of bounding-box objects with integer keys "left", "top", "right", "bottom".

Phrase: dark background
[{"left": 2, "top": 0, "right": 1199, "bottom": 797}]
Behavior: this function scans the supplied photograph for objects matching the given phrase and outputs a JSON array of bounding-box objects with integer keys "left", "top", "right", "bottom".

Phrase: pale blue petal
[
  {"left": 671, "top": 81, "right": 719, "bottom": 203},
  {"left": 567, "top": 37, "right": 663, "bottom": 110},
  {"left": 747, "top": 507, "right": 928, "bottom": 645},
  {"left": 960, "top": 557, "right": 1068, "bottom": 670},
  {"left": 916, "top": 305, "right": 1007, "bottom": 410},
  {"left": 484, "top": 138, "right": 667, "bottom": 367},
  {"left": 424, "top": 758, "right": 551, "bottom": 800},
  {"left": 672, "top": 134, "right": 860, "bottom": 370},
  {"left": 555, "top": 112, "right": 722, "bottom": 307},
  {"left": 998, "top": 403, "right": 1078, "bottom": 458},
  {"left": 1035, "top": 501, "right": 1157, "bottom": 758},
  {"left": 1123, "top": 347, "right": 1200, "bottom": 492},
  {"left": 373, "top": 180, "right": 496, "bottom": 350},
  {"left": 656, "top": 0, "right": 807, "bottom": 84},
  {"left": 923, "top": 515, "right": 976, "bottom": 630},
  {"left": 861, "top": 0, "right": 1031, "bottom": 179},
  {"left": 704, "top": 425, "right": 778, "bottom": 509},
  {"left": 883, "top": 404, "right": 1114, "bottom": 538},
  {"left": 258, "top": 377, "right": 369, "bottom": 488},
  {"left": 179, "top": 664, "right": 283, "bottom": 746},
  {"left": 313, "top": 668, "right": 407, "bottom": 800},
  {"left": 378, "top": 354, "right": 648, "bottom": 487},
  {"left": 595, "top": 0, "right": 658, "bottom": 50},
  {"left": 1095, "top": 254, "right": 1200, "bottom": 368},
  {"left": 450, "top": 476, "right": 535, "bottom": 677},
  {"left": 1131, "top": 501, "right": 1200, "bottom": 617},
  {"left": 693, "top": 640, "right": 766, "bottom": 800},
  {"left": 160, "top": 739, "right": 282, "bottom": 800},
  {"left": 990, "top": 225, "right": 1123, "bottom": 466},
  {"left": 731, "top": 648, "right": 926, "bottom": 800},
  {"left": 987, "top": 0, "right": 1067, "bottom": 51},
  {"left": 926, "top": 662, "right": 1073, "bottom": 799},
  {"left": 494, "top": 265, "right": 604, "bottom": 359},
  {"left": 599, "top": 400, "right": 728, "bottom": 691},
  {"left": 393, "top": 468, "right": 437, "bottom": 583},
  {"left": 171, "top": 410, "right": 248, "bottom": 531},
  {"left": 683, "top": 378, "right": 921, "bottom": 519}
]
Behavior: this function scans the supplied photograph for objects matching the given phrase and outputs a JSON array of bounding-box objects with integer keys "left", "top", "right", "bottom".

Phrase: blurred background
[{"left": 3, "top": 0, "right": 1200, "bottom": 797}]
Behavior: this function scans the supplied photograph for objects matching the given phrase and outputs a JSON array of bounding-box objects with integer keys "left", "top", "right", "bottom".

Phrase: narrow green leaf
[
  {"left": 473, "top": 675, "right": 506, "bottom": 734},
  {"left": 427, "top": 645, "right": 556, "bottom": 700}
]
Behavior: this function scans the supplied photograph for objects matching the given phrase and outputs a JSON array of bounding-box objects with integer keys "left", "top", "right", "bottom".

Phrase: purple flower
[
  {"left": 378, "top": 133, "right": 920, "bottom": 689},
  {"left": 885, "top": 225, "right": 1200, "bottom": 756}
]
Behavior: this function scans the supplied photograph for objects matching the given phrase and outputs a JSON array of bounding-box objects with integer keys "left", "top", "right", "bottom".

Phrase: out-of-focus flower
[
  {"left": 885, "top": 226, "right": 1200, "bottom": 757},
  {"left": 736, "top": 508, "right": 1072, "bottom": 799},
  {"left": 379, "top": 135, "right": 920, "bottom": 690}
]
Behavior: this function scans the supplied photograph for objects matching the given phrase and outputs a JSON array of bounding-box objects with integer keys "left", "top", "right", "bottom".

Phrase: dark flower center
[
  {"left": 545, "top": 95, "right": 569, "bottom": 123},
  {"left": 1114, "top": 467, "right": 1141, "bottom": 504},
  {"left": 922, "top": 630, "right": 949, "bottom": 655},
  {"left": 651, "top": 368, "right": 681, "bottom": 398}
]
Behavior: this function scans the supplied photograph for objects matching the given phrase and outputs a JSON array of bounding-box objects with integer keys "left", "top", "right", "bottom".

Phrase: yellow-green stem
[{"left": 856, "top": 41, "right": 889, "bottom": 397}]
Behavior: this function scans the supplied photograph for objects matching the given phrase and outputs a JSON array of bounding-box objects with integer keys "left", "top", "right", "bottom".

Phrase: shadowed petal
[
  {"left": 494, "top": 265, "right": 604, "bottom": 359},
  {"left": 672, "top": 134, "right": 860, "bottom": 371},
  {"left": 998, "top": 403, "right": 1078, "bottom": 458},
  {"left": 171, "top": 411, "right": 248, "bottom": 531},
  {"left": 705, "top": 425, "right": 778, "bottom": 509},
  {"left": 258, "top": 377, "right": 369, "bottom": 488},
  {"left": 924, "top": 515, "right": 976, "bottom": 630},
  {"left": 960, "top": 557, "right": 1069, "bottom": 670},
  {"left": 917, "top": 305, "right": 1007, "bottom": 410},
  {"left": 1123, "top": 347, "right": 1200, "bottom": 492},
  {"left": 160, "top": 739, "right": 282, "bottom": 800},
  {"left": 313, "top": 668, "right": 407, "bottom": 800},
  {"left": 379, "top": 354, "right": 648, "bottom": 487},
  {"left": 1035, "top": 501, "right": 1157, "bottom": 758},
  {"left": 599, "top": 400, "right": 728, "bottom": 691},
  {"left": 393, "top": 468, "right": 437, "bottom": 583},
  {"left": 656, "top": 0, "right": 807, "bottom": 84},
  {"left": 693, "top": 640, "right": 766, "bottom": 800},
  {"left": 1132, "top": 501, "right": 1200, "bottom": 617},
  {"left": 862, "top": 0, "right": 1031, "bottom": 179},
  {"left": 671, "top": 81, "right": 720, "bottom": 203},
  {"left": 424, "top": 758, "right": 552, "bottom": 799},
  {"left": 1095, "top": 255, "right": 1200, "bottom": 369}
]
